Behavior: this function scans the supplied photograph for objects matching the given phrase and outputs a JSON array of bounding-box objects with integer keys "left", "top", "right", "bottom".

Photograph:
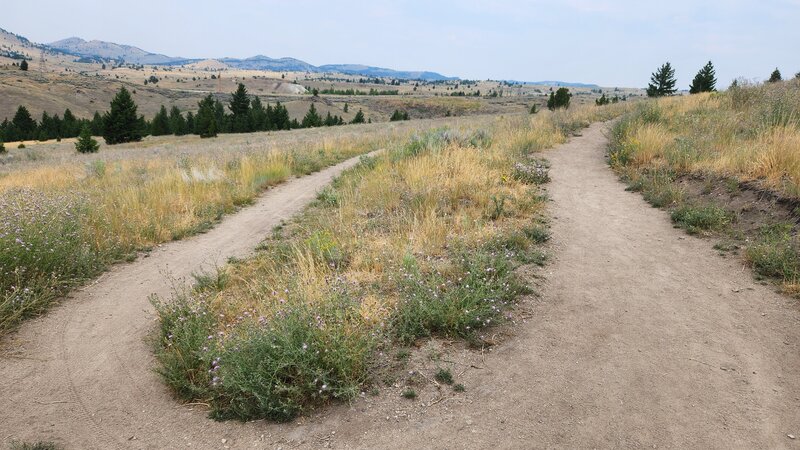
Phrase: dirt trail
[{"left": 3, "top": 124, "right": 800, "bottom": 449}]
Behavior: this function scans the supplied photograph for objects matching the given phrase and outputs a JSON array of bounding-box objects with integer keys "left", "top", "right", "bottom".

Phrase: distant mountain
[
  {"left": 42, "top": 33, "right": 454, "bottom": 81},
  {"left": 48, "top": 37, "right": 185, "bottom": 65},
  {"left": 217, "top": 55, "right": 317, "bottom": 72},
  {"left": 318, "top": 64, "right": 457, "bottom": 81},
  {"left": 521, "top": 80, "right": 600, "bottom": 88}
]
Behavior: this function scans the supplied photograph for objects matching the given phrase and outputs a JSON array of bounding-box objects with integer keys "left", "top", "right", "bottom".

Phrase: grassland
[
  {"left": 1, "top": 117, "right": 492, "bottom": 335},
  {"left": 608, "top": 79, "right": 800, "bottom": 290},
  {"left": 150, "top": 102, "right": 630, "bottom": 422}
]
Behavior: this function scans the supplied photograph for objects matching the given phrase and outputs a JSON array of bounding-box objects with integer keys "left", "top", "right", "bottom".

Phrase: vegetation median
[{"left": 152, "top": 102, "right": 631, "bottom": 422}]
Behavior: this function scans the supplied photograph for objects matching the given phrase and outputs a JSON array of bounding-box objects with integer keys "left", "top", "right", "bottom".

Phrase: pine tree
[
  {"left": 195, "top": 94, "right": 218, "bottom": 138},
  {"left": 169, "top": 106, "right": 188, "bottom": 136},
  {"left": 343, "top": 103, "right": 349, "bottom": 113},
  {"left": 689, "top": 61, "right": 717, "bottom": 94},
  {"left": 301, "top": 103, "right": 322, "bottom": 128},
  {"left": 529, "top": 104, "right": 538, "bottom": 114},
  {"left": 646, "top": 62, "right": 677, "bottom": 97},
  {"left": 185, "top": 111, "right": 195, "bottom": 133},
  {"left": 103, "top": 87, "right": 142, "bottom": 144},
  {"left": 90, "top": 111, "right": 105, "bottom": 136},
  {"left": 12, "top": 106, "right": 37, "bottom": 140},
  {"left": 350, "top": 109, "right": 365, "bottom": 124},
  {"left": 75, "top": 124, "right": 100, "bottom": 153},
  {"left": 768, "top": 68, "right": 782, "bottom": 83},
  {"left": 0, "top": 139, "right": 5, "bottom": 153},
  {"left": 19, "top": 60, "right": 28, "bottom": 71},
  {"left": 62, "top": 108, "right": 79, "bottom": 138},
  {"left": 547, "top": 88, "right": 571, "bottom": 110},
  {"left": 595, "top": 94, "right": 610, "bottom": 106},
  {"left": 249, "top": 97, "right": 267, "bottom": 131},
  {"left": 150, "top": 105, "right": 171, "bottom": 136},
  {"left": 229, "top": 83, "right": 251, "bottom": 133},
  {"left": 272, "top": 102, "right": 291, "bottom": 130}
]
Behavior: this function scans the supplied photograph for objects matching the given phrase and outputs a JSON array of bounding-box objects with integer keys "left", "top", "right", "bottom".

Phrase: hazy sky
[{"left": 3, "top": 0, "right": 799, "bottom": 87}]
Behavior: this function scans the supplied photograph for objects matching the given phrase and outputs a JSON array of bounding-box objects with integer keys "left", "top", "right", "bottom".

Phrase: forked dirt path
[{"left": 3, "top": 124, "right": 800, "bottom": 449}]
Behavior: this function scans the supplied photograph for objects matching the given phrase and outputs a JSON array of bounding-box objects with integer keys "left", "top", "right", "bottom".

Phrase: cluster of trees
[
  {"left": 547, "top": 87, "right": 571, "bottom": 110},
  {"left": 390, "top": 110, "right": 410, "bottom": 121},
  {"left": 595, "top": 93, "right": 623, "bottom": 106},
  {"left": 0, "top": 106, "right": 96, "bottom": 142},
  {"left": 2, "top": 77, "right": 404, "bottom": 150}
]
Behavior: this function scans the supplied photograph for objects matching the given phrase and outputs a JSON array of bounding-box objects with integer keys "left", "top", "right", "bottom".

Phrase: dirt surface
[{"left": 3, "top": 123, "right": 800, "bottom": 449}]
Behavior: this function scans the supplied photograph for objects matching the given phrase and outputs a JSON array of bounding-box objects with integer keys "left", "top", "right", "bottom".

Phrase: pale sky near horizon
[{"left": 3, "top": 0, "right": 799, "bottom": 88}]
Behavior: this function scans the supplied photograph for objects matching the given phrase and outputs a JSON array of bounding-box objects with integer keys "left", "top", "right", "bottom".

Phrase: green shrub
[
  {"left": 434, "top": 368, "right": 454, "bottom": 385},
  {"left": 153, "top": 291, "right": 373, "bottom": 423},
  {"left": 391, "top": 248, "right": 526, "bottom": 344},
  {"left": 746, "top": 223, "right": 800, "bottom": 280},
  {"left": 671, "top": 204, "right": 733, "bottom": 234}
]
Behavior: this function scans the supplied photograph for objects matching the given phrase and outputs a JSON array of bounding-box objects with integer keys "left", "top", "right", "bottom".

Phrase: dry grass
[
  {"left": 151, "top": 102, "right": 632, "bottom": 421},
  {"left": 610, "top": 80, "right": 800, "bottom": 198},
  {"left": 609, "top": 79, "right": 800, "bottom": 290}
]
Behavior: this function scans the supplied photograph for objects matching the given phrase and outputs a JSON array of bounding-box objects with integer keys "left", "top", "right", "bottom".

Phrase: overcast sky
[{"left": 3, "top": 0, "right": 799, "bottom": 88}]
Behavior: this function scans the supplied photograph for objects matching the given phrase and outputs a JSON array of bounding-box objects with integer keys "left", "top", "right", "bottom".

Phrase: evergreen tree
[
  {"left": 185, "top": 111, "right": 195, "bottom": 133},
  {"left": 0, "top": 139, "right": 4, "bottom": 153},
  {"left": 229, "top": 83, "right": 251, "bottom": 132},
  {"left": 343, "top": 103, "right": 349, "bottom": 113},
  {"left": 168, "top": 106, "right": 188, "bottom": 136},
  {"left": 595, "top": 94, "right": 610, "bottom": 106},
  {"left": 301, "top": 103, "right": 322, "bottom": 128},
  {"left": 272, "top": 102, "right": 291, "bottom": 130},
  {"left": 689, "top": 61, "right": 717, "bottom": 93},
  {"left": 38, "top": 111, "right": 55, "bottom": 140},
  {"left": 529, "top": 104, "right": 538, "bottom": 114},
  {"left": 150, "top": 105, "right": 171, "bottom": 136},
  {"left": 323, "top": 111, "right": 335, "bottom": 126},
  {"left": 19, "top": 60, "right": 28, "bottom": 71},
  {"left": 103, "top": 87, "right": 142, "bottom": 144},
  {"left": 195, "top": 94, "right": 218, "bottom": 138},
  {"left": 646, "top": 62, "right": 677, "bottom": 97},
  {"left": 90, "top": 111, "right": 105, "bottom": 136},
  {"left": 390, "top": 110, "right": 410, "bottom": 121},
  {"left": 249, "top": 97, "right": 267, "bottom": 131},
  {"left": 75, "top": 124, "right": 100, "bottom": 153},
  {"left": 62, "top": 109, "right": 79, "bottom": 138},
  {"left": 768, "top": 68, "right": 782, "bottom": 83},
  {"left": 214, "top": 99, "right": 228, "bottom": 132},
  {"left": 12, "top": 106, "right": 37, "bottom": 140},
  {"left": 547, "top": 88, "right": 571, "bottom": 110},
  {"left": 350, "top": 109, "right": 365, "bottom": 124}
]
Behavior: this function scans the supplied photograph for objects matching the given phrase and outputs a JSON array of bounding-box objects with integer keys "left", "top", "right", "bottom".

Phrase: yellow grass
[{"left": 613, "top": 80, "right": 800, "bottom": 198}]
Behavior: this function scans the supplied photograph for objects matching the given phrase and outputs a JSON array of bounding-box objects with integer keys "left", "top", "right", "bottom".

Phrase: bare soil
[{"left": 2, "top": 123, "right": 799, "bottom": 449}]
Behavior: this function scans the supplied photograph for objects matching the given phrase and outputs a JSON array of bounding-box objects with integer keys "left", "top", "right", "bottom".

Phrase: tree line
[
  {"left": 646, "top": 61, "right": 800, "bottom": 97},
  {"left": 1, "top": 83, "right": 371, "bottom": 146}
]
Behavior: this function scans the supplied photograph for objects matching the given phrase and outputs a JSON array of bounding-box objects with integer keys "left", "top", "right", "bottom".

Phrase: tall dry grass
[
  {"left": 151, "top": 103, "right": 632, "bottom": 421},
  {"left": 610, "top": 79, "right": 800, "bottom": 198}
]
